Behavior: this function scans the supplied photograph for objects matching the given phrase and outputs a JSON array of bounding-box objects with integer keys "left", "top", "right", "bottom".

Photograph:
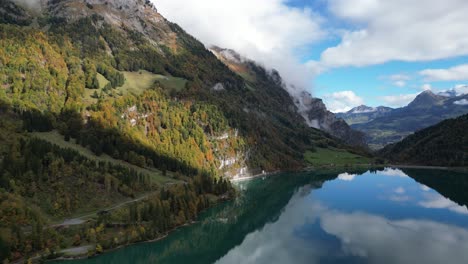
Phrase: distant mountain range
[
  {"left": 336, "top": 105, "right": 393, "bottom": 125},
  {"left": 380, "top": 114, "right": 468, "bottom": 166},
  {"left": 338, "top": 90, "right": 468, "bottom": 149}
]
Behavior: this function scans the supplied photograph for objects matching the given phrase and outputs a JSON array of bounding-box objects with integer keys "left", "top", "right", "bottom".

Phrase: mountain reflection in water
[{"left": 60, "top": 168, "right": 468, "bottom": 264}]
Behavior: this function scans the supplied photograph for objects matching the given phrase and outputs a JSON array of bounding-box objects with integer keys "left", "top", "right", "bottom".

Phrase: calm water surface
[{"left": 62, "top": 168, "right": 468, "bottom": 264}]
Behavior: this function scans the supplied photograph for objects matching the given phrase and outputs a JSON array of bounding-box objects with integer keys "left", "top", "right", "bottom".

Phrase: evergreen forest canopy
[{"left": 380, "top": 114, "right": 468, "bottom": 167}]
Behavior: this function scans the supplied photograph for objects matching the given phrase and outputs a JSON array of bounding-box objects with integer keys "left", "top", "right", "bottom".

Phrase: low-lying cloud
[
  {"left": 322, "top": 90, "right": 364, "bottom": 113},
  {"left": 153, "top": 0, "right": 325, "bottom": 94}
]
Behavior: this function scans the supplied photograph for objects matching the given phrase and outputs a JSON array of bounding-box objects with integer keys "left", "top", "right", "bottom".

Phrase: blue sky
[
  {"left": 157, "top": 0, "right": 468, "bottom": 112},
  {"left": 285, "top": 0, "right": 468, "bottom": 111}
]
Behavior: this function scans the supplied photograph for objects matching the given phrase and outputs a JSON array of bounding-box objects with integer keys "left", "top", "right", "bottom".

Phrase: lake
[{"left": 60, "top": 168, "right": 468, "bottom": 264}]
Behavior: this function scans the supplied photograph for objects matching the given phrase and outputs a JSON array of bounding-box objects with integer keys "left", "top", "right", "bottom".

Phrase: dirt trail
[{"left": 51, "top": 192, "right": 156, "bottom": 227}]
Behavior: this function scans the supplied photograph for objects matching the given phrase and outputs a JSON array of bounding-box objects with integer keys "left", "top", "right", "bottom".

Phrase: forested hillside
[
  {"left": 0, "top": 0, "right": 365, "bottom": 261},
  {"left": 380, "top": 114, "right": 468, "bottom": 166}
]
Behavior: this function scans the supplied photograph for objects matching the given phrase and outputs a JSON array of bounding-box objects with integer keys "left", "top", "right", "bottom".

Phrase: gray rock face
[
  {"left": 35, "top": 0, "right": 175, "bottom": 47},
  {"left": 299, "top": 92, "right": 366, "bottom": 147}
]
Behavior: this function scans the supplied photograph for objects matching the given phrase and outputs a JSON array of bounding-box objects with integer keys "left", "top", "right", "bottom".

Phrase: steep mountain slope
[
  {"left": 210, "top": 47, "right": 366, "bottom": 147},
  {"left": 298, "top": 92, "right": 366, "bottom": 146},
  {"left": 380, "top": 114, "right": 468, "bottom": 166},
  {"left": 0, "top": 0, "right": 328, "bottom": 175},
  {"left": 351, "top": 91, "right": 468, "bottom": 149},
  {"left": 336, "top": 105, "right": 393, "bottom": 125}
]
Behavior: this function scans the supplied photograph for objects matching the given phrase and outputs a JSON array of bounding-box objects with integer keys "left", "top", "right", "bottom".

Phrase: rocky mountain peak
[
  {"left": 349, "top": 105, "right": 376, "bottom": 114},
  {"left": 408, "top": 90, "right": 445, "bottom": 108},
  {"left": 4, "top": 0, "right": 177, "bottom": 48},
  {"left": 297, "top": 91, "right": 366, "bottom": 146}
]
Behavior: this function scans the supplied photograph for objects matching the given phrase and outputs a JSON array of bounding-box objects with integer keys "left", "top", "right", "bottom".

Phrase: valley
[
  {"left": 338, "top": 91, "right": 468, "bottom": 149},
  {"left": 0, "top": 0, "right": 467, "bottom": 263}
]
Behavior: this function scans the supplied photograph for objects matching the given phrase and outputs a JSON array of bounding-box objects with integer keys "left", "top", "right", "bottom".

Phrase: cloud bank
[
  {"left": 420, "top": 64, "right": 468, "bottom": 81},
  {"left": 322, "top": 90, "right": 364, "bottom": 112},
  {"left": 320, "top": 0, "right": 468, "bottom": 68},
  {"left": 153, "top": 0, "right": 325, "bottom": 93}
]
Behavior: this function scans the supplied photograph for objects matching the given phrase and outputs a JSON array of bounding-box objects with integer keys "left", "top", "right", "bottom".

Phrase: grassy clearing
[
  {"left": 82, "top": 71, "right": 187, "bottom": 105},
  {"left": 31, "top": 131, "right": 175, "bottom": 185},
  {"left": 119, "top": 71, "right": 159, "bottom": 95},
  {"left": 96, "top": 72, "right": 110, "bottom": 89},
  {"left": 305, "top": 148, "right": 372, "bottom": 167},
  {"left": 119, "top": 71, "right": 187, "bottom": 95},
  {"left": 156, "top": 74, "right": 187, "bottom": 92},
  {"left": 82, "top": 73, "right": 110, "bottom": 105}
]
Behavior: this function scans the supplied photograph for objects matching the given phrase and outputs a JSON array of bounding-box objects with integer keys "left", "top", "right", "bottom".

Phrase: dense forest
[{"left": 380, "top": 114, "right": 468, "bottom": 166}]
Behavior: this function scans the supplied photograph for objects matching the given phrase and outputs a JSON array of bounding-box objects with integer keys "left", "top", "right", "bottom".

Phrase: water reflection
[
  {"left": 217, "top": 168, "right": 468, "bottom": 264},
  {"left": 337, "top": 172, "right": 357, "bottom": 181},
  {"left": 419, "top": 193, "right": 468, "bottom": 215},
  {"left": 62, "top": 168, "right": 468, "bottom": 264},
  {"left": 320, "top": 210, "right": 468, "bottom": 264}
]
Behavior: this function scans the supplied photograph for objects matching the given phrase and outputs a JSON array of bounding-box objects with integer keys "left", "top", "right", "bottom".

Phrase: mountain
[
  {"left": 437, "top": 85, "right": 468, "bottom": 97},
  {"left": 297, "top": 92, "right": 367, "bottom": 146},
  {"left": 350, "top": 90, "right": 468, "bottom": 149},
  {"left": 380, "top": 114, "right": 468, "bottom": 166},
  {"left": 336, "top": 105, "right": 393, "bottom": 125},
  {"left": 210, "top": 47, "right": 366, "bottom": 147},
  {"left": 0, "top": 1, "right": 370, "bottom": 261},
  {"left": 407, "top": 90, "right": 446, "bottom": 109}
]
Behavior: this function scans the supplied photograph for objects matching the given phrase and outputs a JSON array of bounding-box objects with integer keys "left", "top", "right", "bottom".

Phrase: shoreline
[
  {"left": 230, "top": 164, "right": 468, "bottom": 184},
  {"left": 51, "top": 222, "right": 194, "bottom": 262},
  {"left": 388, "top": 164, "right": 468, "bottom": 172},
  {"left": 44, "top": 196, "right": 233, "bottom": 262},
  {"left": 39, "top": 164, "right": 466, "bottom": 262},
  {"left": 230, "top": 170, "right": 282, "bottom": 182}
]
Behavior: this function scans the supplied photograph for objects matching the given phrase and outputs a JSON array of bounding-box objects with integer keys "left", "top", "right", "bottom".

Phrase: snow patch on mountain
[
  {"left": 350, "top": 105, "right": 377, "bottom": 114},
  {"left": 454, "top": 99, "right": 468, "bottom": 106},
  {"left": 438, "top": 85, "right": 468, "bottom": 97}
]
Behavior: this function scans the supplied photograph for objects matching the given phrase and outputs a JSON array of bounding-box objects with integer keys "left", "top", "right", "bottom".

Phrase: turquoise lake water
[{"left": 60, "top": 168, "right": 468, "bottom": 264}]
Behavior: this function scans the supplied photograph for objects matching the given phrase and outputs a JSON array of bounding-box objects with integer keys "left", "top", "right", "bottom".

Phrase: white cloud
[
  {"left": 321, "top": 211, "right": 468, "bottom": 264},
  {"left": 154, "top": 0, "right": 325, "bottom": 93},
  {"left": 380, "top": 93, "right": 418, "bottom": 108},
  {"left": 389, "top": 74, "right": 410, "bottom": 87},
  {"left": 379, "top": 168, "right": 408, "bottom": 178},
  {"left": 454, "top": 99, "right": 468, "bottom": 105},
  {"left": 454, "top": 84, "right": 468, "bottom": 95},
  {"left": 338, "top": 173, "right": 357, "bottom": 181},
  {"left": 317, "top": 0, "right": 468, "bottom": 68},
  {"left": 420, "top": 185, "right": 431, "bottom": 192},
  {"left": 394, "top": 187, "right": 405, "bottom": 194},
  {"left": 421, "top": 84, "right": 433, "bottom": 91},
  {"left": 419, "top": 194, "right": 468, "bottom": 215},
  {"left": 393, "top": 81, "right": 406, "bottom": 88},
  {"left": 322, "top": 91, "right": 365, "bottom": 113},
  {"left": 420, "top": 64, "right": 468, "bottom": 81},
  {"left": 388, "top": 195, "right": 411, "bottom": 202},
  {"left": 390, "top": 74, "right": 411, "bottom": 82}
]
